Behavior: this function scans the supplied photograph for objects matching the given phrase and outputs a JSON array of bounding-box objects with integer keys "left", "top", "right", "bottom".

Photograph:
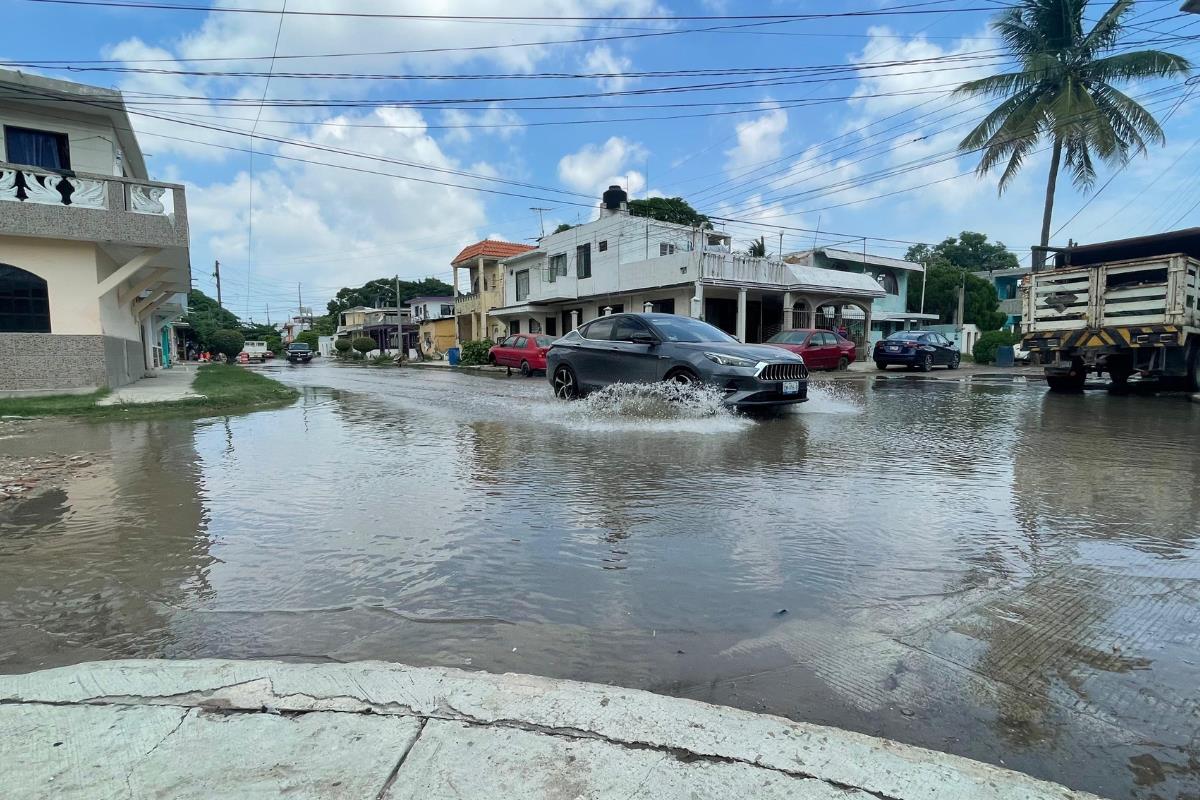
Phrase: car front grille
[{"left": 759, "top": 362, "right": 808, "bottom": 381}]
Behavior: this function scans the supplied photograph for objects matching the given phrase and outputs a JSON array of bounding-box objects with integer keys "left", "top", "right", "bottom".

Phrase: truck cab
[
  {"left": 286, "top": 342, "right": 313, "bottom": 363},
  {"left": 1023, "top": 228, "right": 1200, "bottom": 391}
]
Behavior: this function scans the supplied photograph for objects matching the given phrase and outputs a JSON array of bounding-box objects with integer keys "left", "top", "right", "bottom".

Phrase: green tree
[
  {"left": 956, "top": 0, "right": 1190, "bottom": 248},
  {"left": 552, "top": 223, "right": 573, "bottom": 234},
  {"left": 182, "top": 290, "right": 242, "bottom": 350},
  {"left": 905, "top": 232, "right": 1019, "bottom": 274},
  {"left": 296, "top": 330, "right": 321, "bottom": 350},
  {"left": 628, "top": 197, "right": 712, "bottom": 228},
  {"left": 326, "top": 277, "right": 453, "bottom": 318},
  {"left": 351, "top": 336, "right": 377, "bottom": 356},
  {"left": 265, "top": 335, "right": 282, "bottom": 354},
  {"left": 907, "top": 264, "right": 1006, "bottom": 331},
  {"left": 746, "top": 236, "right": 767, "bottom": 257},
  {"left": 333, "top": 338, "right": 353, "bottom": 356},
  {"left": 208, "top": 329, "right": 245, "bottom": 363},
  {"left": 310, "top": 315, "right": 336, "bottom": 336}
]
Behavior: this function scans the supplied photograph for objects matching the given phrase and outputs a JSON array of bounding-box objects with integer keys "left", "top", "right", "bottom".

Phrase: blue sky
[{"left": 6, "top": 0, "right": 1198, "bottom": 319}]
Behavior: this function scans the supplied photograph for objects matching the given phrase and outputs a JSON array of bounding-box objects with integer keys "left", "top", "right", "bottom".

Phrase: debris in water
[{"left": 774, "top": 609, "right": 788, "bottom": 616}]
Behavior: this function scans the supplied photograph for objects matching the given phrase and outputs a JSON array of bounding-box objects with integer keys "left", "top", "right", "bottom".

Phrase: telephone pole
[
  {"left": 213, "top": 260, "right": 223, "bottom": 308},
  {"left": 297, "top": 283, "right": 303, "bottom": 317}
]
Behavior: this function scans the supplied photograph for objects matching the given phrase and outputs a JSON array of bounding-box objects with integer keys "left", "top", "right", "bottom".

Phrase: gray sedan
[{"left": 547, "top": 313, "right": 808, "bottom": 408}]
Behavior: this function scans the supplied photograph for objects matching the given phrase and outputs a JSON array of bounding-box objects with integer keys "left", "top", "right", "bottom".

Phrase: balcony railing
[
  {"left": 699, "top": 252, "right": 793, "bottom": 287},
  {"left": 0, "top": 161, "right": 187, "bottom": 249},
  {"left": 455, "top": 293, "right": 480, "bottom": 314}
]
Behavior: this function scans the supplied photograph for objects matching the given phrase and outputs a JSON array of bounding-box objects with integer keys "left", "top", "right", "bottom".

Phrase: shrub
[
  {"left": 265, "top": 335, "right": 282, "bottom": 355},
  {"left": 208, "top": 329, "right": 245, "bottom": 363},
  {"left": 972, "top": 330, "right": 1020, "bottom": 364},
  {"left": 351, "top": 336, "right": 377, "bottom": 356},
  {"left": 458, "top": 339, "right": 494, "bottom": 366},
  {"left": 296, "top": 330, "right": 321, "bottom": 351},
  {"left": 333, "top": 338, "right": 353, "bottom": 355},
  {"left": 369, "top": 353, "right": 397, "bottom": 366}
]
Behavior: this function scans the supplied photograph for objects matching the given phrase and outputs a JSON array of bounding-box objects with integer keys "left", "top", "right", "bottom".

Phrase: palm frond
[
  {"left": 1092, "top": 83, "right": 1166, "bottom": 150},
  {"left": 1085, "top": 49, "right": 1192, "bottom": 83},
  {"left": 954, "top": 61, "right": 1055, "bottom": 99},
  {"left": 1080, "top": 0, "right": 1134, "bottom": 56},
  {"left": 958, "top": 89, "right": 1039, "bottom": 152},
  {"left": 1063, "top": 131, "right": 1098, "bottom": 188},
  {"left": 993, "top": 10, "right": 1043, "bottom": 57}
]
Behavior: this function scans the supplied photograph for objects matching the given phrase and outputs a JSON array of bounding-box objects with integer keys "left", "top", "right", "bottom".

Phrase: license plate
[
  {"left": 886, "top": 345, "right": 899, "bottom": 352},
  {"left": 782, "top": 380, "right": 800, "bottom": 395}
]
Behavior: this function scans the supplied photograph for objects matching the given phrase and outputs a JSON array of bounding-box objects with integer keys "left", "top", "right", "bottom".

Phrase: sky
[{"left": 5, "top": 0, "right": 1199, "bottom": 320}]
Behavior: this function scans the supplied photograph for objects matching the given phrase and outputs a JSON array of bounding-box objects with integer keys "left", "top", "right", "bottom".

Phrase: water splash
[
  {"left": 795, "top": 382, "right": 864, "bottom": 415},
  {"left": 544, "top": 382, "right": 748, "bottom": 433}
]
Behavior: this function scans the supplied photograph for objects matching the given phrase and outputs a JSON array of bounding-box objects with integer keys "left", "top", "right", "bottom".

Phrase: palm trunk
[{"left": 1039, "top": 135, "right": 1063, "bottom": 248}]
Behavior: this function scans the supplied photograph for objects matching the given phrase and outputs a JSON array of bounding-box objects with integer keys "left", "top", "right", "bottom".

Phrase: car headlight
[{"left": 704, "top": 351, "right": 758, "bottom": 368}]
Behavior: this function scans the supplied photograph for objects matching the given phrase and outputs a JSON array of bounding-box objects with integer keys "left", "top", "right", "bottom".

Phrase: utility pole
[
  {"left": 920, "top": 260, "right": 928, "bottom": 314},
  {"left": 266, "top": 302, "right": 271, "bottom": 326},
  {"left": 213, "top": 260, "right": 223, "bottom": 308},
  {"left": 297, "top": 283, "right": 303, "bottom": 317},
  {"left": 395, "top": 274, "right": 401, "bottom": 353},
  {"left": 777, "top": 229, "right": 784, "bottom": 259}
]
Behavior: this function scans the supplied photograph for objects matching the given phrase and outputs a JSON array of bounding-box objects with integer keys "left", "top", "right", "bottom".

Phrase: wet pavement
[{"left": 1, "top": 361, "right": 1198, "bottom": 799}]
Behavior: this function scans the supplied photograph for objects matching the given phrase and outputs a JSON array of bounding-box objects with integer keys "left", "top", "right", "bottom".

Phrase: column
[
  {"left": 736, "top": 287, "right": 747, "bottom": 342},
  {"left": 570, "top": 309, "right": 580, "bottom": 331},
  {"left": 691, "top": 280, "right": 704, "bottom": 319},
  {"left": 782, "top": 291, "right": 792, "bottom": 329}
]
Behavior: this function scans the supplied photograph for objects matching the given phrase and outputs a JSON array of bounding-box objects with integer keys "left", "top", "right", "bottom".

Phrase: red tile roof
[{"left": 451, "top": 239, "right": 535, "bottom": 265}]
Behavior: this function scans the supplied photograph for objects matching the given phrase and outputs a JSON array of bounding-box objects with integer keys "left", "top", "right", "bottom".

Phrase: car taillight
[{"left": 537, "top": 348, "right": 548, "bottom": 356}]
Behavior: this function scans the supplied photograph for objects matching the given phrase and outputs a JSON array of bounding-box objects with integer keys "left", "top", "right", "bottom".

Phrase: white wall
[
  {"left": 0, "top": 105, "right": 121, "bottom": 175},
  {"left": 94, "top": 246, "right": 141, "bottom": 341},
  {"left": 0, "top": 236, "right": 103, "bottom": 335}
]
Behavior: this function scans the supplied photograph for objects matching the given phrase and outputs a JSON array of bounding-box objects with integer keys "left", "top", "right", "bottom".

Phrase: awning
[
  {"left": 785, "top": 263, "right": 887, "bottom": 297},
  {"left": 489, "top": 303, "right": 552, "bottom": 318}
]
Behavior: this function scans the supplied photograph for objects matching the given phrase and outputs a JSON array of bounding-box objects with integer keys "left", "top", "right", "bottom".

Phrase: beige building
[
  {"left": 0, "top": 69, "right": 190, "bottom": 396},
  {"left": 451, "top": 240, "right": 535, "bottom": 343}
]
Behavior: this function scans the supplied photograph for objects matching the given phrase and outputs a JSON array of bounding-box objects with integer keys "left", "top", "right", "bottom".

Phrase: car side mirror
[{"left": 631, "top": 334, "right": 658, "bottom": 345}]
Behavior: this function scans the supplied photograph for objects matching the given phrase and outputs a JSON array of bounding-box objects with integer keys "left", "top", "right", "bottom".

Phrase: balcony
[
  {"left": 0, "top": 162, "right": 189, "bottom": 253},
  {"left": 455, "top": 292, "right": 481, "bottom": 315}
]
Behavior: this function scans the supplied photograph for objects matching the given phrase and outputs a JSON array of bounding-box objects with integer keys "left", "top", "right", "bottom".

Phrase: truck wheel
[
  {"left": 1106, "top": 356, "right": 1132, "bottom": 392},
  {"left": 1046, "top": 358, "right": 1086, "bottom": 393},
  {"left": 1187, "top": 345, "right": 1200, "bottom": 393}
]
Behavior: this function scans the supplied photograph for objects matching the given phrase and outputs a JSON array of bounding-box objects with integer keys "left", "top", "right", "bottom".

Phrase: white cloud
[
  {"left": 557, "top": 136, "right": 647, "bottom": 196},
  {"left": 583, "top": 45, "right": 634, "bottom": 93},
  {"left": 439, "top": 106, "right": 525, "bottom": 145},
  {"left": 725, "top": 106, "right": 788, "bottom": 173}
]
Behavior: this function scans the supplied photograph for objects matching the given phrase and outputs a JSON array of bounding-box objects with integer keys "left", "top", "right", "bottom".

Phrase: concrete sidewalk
[
  {"left": 819, "top": 361, "right": 1043, "bottom": 382},
  {"left": 0, "top": 659, "right": 1101, "bottom": 800},
  {"left": 96, "top": 365, "right": 199, "bottom": 406}
]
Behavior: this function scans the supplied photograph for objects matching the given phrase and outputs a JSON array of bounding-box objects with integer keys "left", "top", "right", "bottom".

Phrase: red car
[
  {"left": 489, "top": 334, "right": 555, "bottom": 376},
  {"left": 765, "top": 328, "right": 856, "bottom": 370}
]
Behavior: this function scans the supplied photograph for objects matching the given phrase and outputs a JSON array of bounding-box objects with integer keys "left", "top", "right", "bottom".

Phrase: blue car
[
  {"left": 547, "top": 313, "right": 808, "bottom": 408},
  {"left": 873, "top": 331, "right": 961, "bottom": 371}
]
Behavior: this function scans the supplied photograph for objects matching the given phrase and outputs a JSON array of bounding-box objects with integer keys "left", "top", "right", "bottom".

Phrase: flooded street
[{"left": 2, "top": 362, "right": 1198, "bottom": 798}]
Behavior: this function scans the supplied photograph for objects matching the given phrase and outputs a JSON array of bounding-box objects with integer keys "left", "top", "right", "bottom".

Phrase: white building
[
  {"left": 489, "top": 186, "right": 886, "bottom": 351},
  {"left": 0, "top": 69, "right": 190, "bottom": 396}
]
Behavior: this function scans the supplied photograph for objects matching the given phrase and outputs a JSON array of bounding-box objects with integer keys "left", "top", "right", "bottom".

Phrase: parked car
[
  {"left": 765, "top": 328, "right": 856, "bottom": 370},
  {"left": 547, "top": 313, "right": 808, "bottom": 409},
  {"left": 286, "top": 342, "right": 313, "bottom": 363},
  {"left": 241, "top": 340, "right": 269, "bottom": 363},
  {"left": 489, "top": 334, "right": 555, "bottom": 376},
  {"left": 873, "top": 331, "right": 960, "bottom": 371}
]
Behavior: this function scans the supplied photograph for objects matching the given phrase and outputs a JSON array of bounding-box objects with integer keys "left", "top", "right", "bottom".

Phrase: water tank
[{"left": 602, "top": 184, "right": 628, "bottom": 210}]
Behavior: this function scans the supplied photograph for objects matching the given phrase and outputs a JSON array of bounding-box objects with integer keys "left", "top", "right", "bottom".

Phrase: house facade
[
  {"left": 451, "top": 239, "right": 536, "bottom": 343},
  {"left": 488, "top": 186, "right": 887, "bottom": 351},
  {"left": 408, "top": 295, "right": 456, "bottom": 357},
  {"left": 335, "top": 305, "right": 414, "bottom": 352},
  {"left": 987, "top": 266, "right": 1030, "bottom": 330},
  {"left": 784, "top": 248, "right": 936, "bottom": 345},
  {"left": 0, "top": 69, "right": 191, "bottom": 396}
]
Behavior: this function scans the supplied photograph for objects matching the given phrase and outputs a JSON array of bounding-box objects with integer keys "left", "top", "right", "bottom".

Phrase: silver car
[{"left": 547, "top": 313, "right": 808, "bottom": 408}]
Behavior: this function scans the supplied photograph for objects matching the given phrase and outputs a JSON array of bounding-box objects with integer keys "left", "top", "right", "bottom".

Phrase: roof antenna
[
  {"left": 530, "top": 207, "right": 550, "bottom": 238},
  {"left": 811, "top": 213, "right": 821, "bottom": 251}
]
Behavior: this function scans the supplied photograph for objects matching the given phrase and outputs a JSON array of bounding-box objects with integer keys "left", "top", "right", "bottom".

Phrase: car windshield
[
  {"left": 535, "top": 336, "right": 554, "bottom": 347},
  {"left": 886, "top": 332, "right": 925, "bottom": 341},
  {"left": 289, "top": 343, "right": 310, "bottom": 351},
  {"left": 648, "top": 316, "right": 736, "bottom": 343},
  {"left": 767, "top": 331, "right": 808, "bottom": 344}
]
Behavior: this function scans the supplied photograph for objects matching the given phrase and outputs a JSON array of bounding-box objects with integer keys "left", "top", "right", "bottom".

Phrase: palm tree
[
  {"left": 955, "top": 0, "right": 1190, "bottom": 250},
  {"left": 747, "top": 236, "right": 767, "bottom": 257}
]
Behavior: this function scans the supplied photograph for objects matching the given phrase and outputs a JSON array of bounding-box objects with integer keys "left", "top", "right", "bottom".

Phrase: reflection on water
[{"left": 1, "top": 363, "right": 1198, "bottom": 798}]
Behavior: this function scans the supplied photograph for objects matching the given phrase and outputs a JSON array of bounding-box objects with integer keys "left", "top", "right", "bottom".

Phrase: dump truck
[{"left": 1022, "top": 228, "right": 1200, "bottom": 392}]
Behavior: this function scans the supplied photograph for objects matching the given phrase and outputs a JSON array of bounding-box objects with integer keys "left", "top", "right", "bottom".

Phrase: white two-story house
[
  {"left": 0, "top": 69, "right": 190, "bottom": 396},
  {"left": 489, "top": 186, "right": 886, "bottom": 351}
]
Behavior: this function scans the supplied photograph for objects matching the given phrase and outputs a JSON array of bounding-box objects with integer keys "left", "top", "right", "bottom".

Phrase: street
[{"left": 1, "top": 362, "right": 1198, "bottom": 799}]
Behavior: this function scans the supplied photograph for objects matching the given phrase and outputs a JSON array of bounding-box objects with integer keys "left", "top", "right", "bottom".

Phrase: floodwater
[{"left": 2, "top": 362, "right": 1198, "bottom": 798}]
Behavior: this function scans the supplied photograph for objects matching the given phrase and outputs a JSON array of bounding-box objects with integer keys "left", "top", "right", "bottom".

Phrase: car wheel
[
  {"left": 837, "top": 356, "right": 849, "bottom": 371},
  {"left": 919, "top": 353, "right": 933, "bottom": 372},
  {"left": 949, "top": 353, "right": 961, "bottom": 369},
  {"left": 875, "top": 361, "right": 887, "bottom": 370},
  {"left": 552, "top": 365, "right": 580, "bottom": 400},
  {"left": 666, "top": 368, "right": 700, "bottom": 386},
  {"left": 487, "top": 354, "right": 497, "bottom": 366},
  {"left": 520, "top": 360, "right": 532, "bottom": 377}
]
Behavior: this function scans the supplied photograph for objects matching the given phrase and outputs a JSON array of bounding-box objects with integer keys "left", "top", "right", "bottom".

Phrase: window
[
  {"left": 659, "top": 242, "right": 676, "bottom": 256},
  {"left": 0, "top": 264, "right": 51, "bottom": 333},
  {"left": 535, "top": 336, "right": 554, "bottom": 347},
  {"left": 514, "top": 336, "right": 528, "bottom": 348},
  {"left": 548, "top": 253, "right": 566, "bottom": 283},
  {"left": 582, "top": 318, "right": 614, "bottom": 340},
  {"left": 576, "top": 244, "right": 592, "bottom": 279},
  {"left": 648, "top": 298, "right": 675, "bottom": 314},
  {"left": 529, "top": 318, "right": 542, "bottom": 334},
  {"left": 598, "top": 240, "right": 608, "bottom": 252},
  {"left": 612, "top": 316, "right": 651, "bottom": 342},
  {"left": 544, "top": 317, "right": 557, "bottom": 336},
  {"left": 439, "top": 304, "right": 453, "bottom": 317},
  {"left": 515, "top": 270, "right": 530, "bottom": 301},
  {"left": 877, "top": 271, "right": 899, "bottom": 295},
  {"left": 4, "top": 126, "right": 70, "bottom": 171}
]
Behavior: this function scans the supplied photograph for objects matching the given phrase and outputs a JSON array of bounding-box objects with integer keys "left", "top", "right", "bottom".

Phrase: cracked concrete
[{"left": 0, "top": 659, "right": 1104, "bottom": 799}]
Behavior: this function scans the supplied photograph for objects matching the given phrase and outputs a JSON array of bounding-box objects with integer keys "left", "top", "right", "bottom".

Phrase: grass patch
[{"left": 0, "top": 364, "right": 297, "bottom": 420}]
